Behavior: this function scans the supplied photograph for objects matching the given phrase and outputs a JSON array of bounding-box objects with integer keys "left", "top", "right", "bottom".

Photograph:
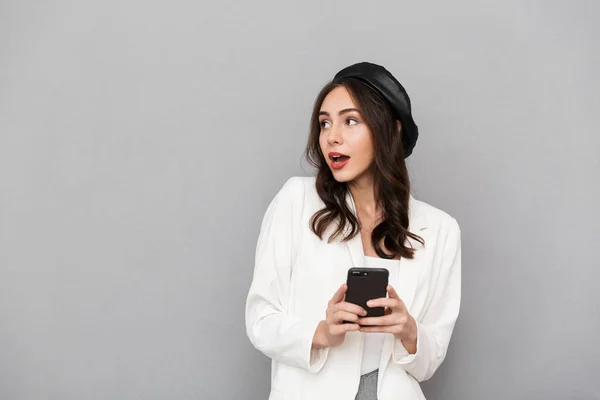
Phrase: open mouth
[
  {"left": 329, "top": 153, "right": 351, "bottom": 169},
  {"left": 329, "top": 154, "right": 350, "bottom": 163}
]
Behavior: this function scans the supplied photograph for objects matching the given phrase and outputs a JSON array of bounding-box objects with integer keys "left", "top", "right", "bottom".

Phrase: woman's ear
[{"left": 396, "top": 120, "right": 402, "bottom": 135}]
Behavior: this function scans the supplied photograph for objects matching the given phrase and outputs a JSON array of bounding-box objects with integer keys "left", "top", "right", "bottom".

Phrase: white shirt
[{"left": 361, "top": 255, "right": 401, "bottom": 375}]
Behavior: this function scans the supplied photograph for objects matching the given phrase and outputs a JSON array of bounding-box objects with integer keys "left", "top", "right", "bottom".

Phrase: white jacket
[{"left": 245, "top": 176, "right": 461, "bottom": 400}]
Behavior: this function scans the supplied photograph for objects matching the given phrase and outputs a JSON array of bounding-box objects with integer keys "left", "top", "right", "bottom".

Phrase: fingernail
[{"left": 366, "top": 301, "right": 373, "bottom": 307}]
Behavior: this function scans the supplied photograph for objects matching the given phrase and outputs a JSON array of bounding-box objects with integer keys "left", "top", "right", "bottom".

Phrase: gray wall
[{"left": 1, "top": 1, "right": 598, "bottom": 399}]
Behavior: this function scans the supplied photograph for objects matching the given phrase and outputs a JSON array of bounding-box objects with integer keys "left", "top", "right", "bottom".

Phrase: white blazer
[{"left": 245, "top": 176, "right": 461, "bottom": 400}]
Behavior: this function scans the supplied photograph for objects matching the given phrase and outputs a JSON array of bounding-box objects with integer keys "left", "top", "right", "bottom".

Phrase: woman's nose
[{"left": 327, "top": 123, "right": 343, "bottom": 145}]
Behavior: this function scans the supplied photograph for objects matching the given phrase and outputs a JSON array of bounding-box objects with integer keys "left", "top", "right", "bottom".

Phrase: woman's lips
[
  {"left": 331, "top": 158, "right": 350, "bottom": 169},
  {"left": 328, "top": 152, "right": 350, "bottom": 170}
]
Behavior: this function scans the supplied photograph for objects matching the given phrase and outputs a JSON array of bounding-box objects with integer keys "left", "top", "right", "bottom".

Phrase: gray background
[{"left": 1, "top": 1, "right": 599, "bottom": 399}]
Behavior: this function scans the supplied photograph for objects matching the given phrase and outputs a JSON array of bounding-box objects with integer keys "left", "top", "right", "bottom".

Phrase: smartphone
[{"left": 344, "top": 267, "right": 389, "bottom": 320}]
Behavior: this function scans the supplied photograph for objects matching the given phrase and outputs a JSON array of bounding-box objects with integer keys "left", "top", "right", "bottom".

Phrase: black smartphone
[{"left": 344, "top": 267, "right": 389, "bottom": 320}]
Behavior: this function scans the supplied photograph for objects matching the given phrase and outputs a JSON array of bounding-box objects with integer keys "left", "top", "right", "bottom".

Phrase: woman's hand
[
  {"left": 312, "top": 283, "right": 367, "bottom": 349},
  {"left": 357, "top": 285, "right": 418, "bottom": 353}
]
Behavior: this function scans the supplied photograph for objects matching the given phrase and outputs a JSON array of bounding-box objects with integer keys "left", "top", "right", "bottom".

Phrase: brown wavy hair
[{"left": 304, "top": 78, "right": 424, "bottom": 259}]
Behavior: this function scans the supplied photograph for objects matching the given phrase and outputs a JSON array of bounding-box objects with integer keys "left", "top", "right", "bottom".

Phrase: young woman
[{"left": 245, "top": 62, "right": 461, "bottom": 400}]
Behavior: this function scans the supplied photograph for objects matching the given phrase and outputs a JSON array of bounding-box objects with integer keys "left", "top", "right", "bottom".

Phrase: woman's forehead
[{"left": 320, "top": 86, "right": 357, "bottom": 112}]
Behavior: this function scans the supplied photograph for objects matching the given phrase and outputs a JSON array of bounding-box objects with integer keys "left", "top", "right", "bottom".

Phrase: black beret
[{"left": 332, "top": 61, "right": 419, "bottom": 158}]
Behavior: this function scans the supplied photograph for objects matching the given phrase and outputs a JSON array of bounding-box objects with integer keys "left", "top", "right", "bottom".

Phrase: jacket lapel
[
  {"left": 341, "top": 190, "right": 430, "bottom": 395},
  {"left": 396, "top": 195, "right": 428, "bottom": 312}
]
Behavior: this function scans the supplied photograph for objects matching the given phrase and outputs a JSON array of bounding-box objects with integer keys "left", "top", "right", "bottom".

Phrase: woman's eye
[
  {"left": 347, "top": 118, "right": 358, "bottom": 126},
  {"left": 320, "top": 121, "right": 330, "bottom": 129}
]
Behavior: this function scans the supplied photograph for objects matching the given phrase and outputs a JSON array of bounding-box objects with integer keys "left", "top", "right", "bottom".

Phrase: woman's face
[{"left": 318, "top": 85, "right": 375, "bottom": 184}]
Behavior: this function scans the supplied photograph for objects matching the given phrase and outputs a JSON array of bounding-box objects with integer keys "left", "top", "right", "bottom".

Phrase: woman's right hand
[{"left": 312, "top": 283, "right": 367, "bottom": 349}]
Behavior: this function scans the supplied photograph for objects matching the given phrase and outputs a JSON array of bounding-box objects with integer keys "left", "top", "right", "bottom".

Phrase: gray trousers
[{"left": 354, "top": 369, "right": 379, "bottom": 400}]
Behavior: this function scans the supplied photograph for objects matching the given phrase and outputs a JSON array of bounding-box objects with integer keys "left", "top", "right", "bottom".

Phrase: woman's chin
[{"left": 330, "top": 169, "right": 355, "bottom": 183}]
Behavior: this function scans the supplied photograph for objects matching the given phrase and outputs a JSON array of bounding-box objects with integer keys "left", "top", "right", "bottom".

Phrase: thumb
[
  {"left": 387, "top": 285, "right": 407, "bottom": 310},
  {"left": 330, "top": 283, "right": 347, "bottom": 304},
  {"left": 387, "top": 284, "right": 400, "bottom": 299}
]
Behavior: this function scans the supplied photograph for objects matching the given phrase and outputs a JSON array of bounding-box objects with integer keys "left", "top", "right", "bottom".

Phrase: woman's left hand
[{"left": 357, "top": 285, "right": 418, "bottom": 352}]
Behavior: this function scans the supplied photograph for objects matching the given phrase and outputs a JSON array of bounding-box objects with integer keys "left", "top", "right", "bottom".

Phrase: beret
[{"left": 332, "top": 61, "right": 419, "bottom": 158}]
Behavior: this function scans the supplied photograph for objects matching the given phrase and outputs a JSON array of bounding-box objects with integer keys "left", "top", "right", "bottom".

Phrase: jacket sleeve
[
  {"left": 245, "top": 177, "right": 329, "bottom": 373},
  {"left": 392, "top": 217, "right": 462, "bottom": 382}
]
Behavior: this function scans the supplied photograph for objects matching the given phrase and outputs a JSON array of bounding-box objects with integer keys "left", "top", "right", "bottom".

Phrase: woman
[{"left": 245, "top": 61, "right": 461, "bottom": 400}]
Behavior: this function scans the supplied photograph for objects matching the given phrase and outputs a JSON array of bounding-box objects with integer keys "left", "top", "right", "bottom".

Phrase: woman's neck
[{"left": 348, "top": 174, "right": 381, "bottom": 218}]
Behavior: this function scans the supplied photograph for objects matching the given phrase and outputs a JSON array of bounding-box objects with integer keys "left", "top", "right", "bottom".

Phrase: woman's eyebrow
[
  {"left": 338, "top": 108, "right": 360, "bottom": 115},
  {"left": 319, "top": 108, "right": 360, "bottom": 117}
]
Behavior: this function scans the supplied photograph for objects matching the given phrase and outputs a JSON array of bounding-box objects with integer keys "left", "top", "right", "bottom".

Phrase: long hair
[{"left": 304, "top": 78, "right": 424, "bottom": 259}]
